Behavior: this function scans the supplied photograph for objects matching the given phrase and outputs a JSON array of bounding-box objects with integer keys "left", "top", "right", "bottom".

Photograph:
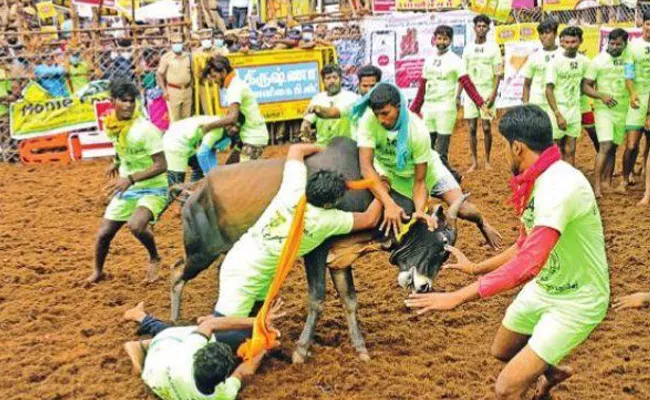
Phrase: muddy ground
[{"left": 2, "top": 121, "right": 650, "bottom": 399}]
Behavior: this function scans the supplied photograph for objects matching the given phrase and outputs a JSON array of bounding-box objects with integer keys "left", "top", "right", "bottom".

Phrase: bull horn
[{"left": 447, "top": 193, "right": 471, "bottom": 230}]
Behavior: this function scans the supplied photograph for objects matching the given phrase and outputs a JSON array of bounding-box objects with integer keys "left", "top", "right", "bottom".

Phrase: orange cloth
[{"left": 236, "top": 177, "right": 377, "bottom": 363}]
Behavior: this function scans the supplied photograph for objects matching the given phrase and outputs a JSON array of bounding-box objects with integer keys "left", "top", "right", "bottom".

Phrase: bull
[{"left": 171, "top": 137, "right": 466, "bottom": 362}]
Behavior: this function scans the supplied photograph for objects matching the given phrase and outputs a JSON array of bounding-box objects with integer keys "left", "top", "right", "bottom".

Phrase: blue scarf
[
  {"left": 118, "top": 187, "right": 169, "bottom": 199},
  {"left": 350, "top": 83, "right": 410, "bottom": 170}
]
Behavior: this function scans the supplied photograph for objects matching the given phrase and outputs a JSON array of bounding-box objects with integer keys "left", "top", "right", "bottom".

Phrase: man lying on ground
[{"left": 122, "top": 299, "right": 285, "bottom": 400}]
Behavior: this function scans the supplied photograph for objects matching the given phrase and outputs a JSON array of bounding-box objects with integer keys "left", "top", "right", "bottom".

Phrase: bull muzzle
[{"left": 397, "top": 267, "right": 433, "bottom": 293}]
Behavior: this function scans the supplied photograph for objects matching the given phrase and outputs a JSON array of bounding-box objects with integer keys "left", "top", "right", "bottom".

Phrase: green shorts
[
  {"left": 423, "top": 109, "right": 457, "bottom": 135},
  {"left": 463, "top": 86, "right": 495, "bottom": 120},
  {"left": 104, "top": 193, "right": 168, "bottom": 222},
  {"left": 595, "top": 107, "right": 628, "bottom": 145},
  {"left": 502, "top": 283, "right": 607, "bottom": 366},
  {"left": 548, "top": 109, "right": 581, "bottom": 140},
  {"left": 626, "top": 94, "right": 649, "bottom": 131}
]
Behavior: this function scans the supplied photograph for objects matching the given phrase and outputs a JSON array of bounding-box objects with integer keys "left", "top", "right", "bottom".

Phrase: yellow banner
[
  {"left": 261, "top": 0, "right": 310, "bottom": 21},
  {"left": 10, "top": 82, "right": 109, "bottom": 140},
  {"left": 397, "top": 0, "right": 461, "bottom": 9},
  {"left": 519, "top": 23, "right": 539, "bottom": 42},
  {"left": 37, "top": 1, "right": 58, "bottom": 20},
  {"left": 542, "top": 0, "right": 579, "bottom": 11},
  {"left": 211, "top": 49, "right": 329, "bottom": 122},
  {"left": 495, "top": 23, "right": 539, "bottom": 44},
  {"left": 470, "top": 0, "right": 511, "bottom": 22},
  {"left": 557, "top": 24, "right": 600, "bottom": 59}
]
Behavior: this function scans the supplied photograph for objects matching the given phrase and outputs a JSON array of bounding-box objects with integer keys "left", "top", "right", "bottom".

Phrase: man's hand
[
  {"left": 479, "top": 221, "right": 503, "bottom": 250},
  {"left": 456, "top": 96, "right": 462, "bottom": 109},
  {"left": 600, "top": 94, "right": 618, "bottom": 108},
  {"left": 106, "top": 162, "right": 120, "bottom": 179},
  {"left": 479, "top": 104, "right": 493, "bottom": 119},
  {"left": 442, "top": 245, "right": 475, "bottom": 275},
  {"left": 630, "top": 93, "right": 640, "bottom": 109},
  {"left": 412, "top": 210, "right": 437, "bottom": 231},
  {"left": 555, "top": 111, "right": 568, "bottom": 131},
  {"left": 380, "top": 201, "right": 408, "bottom": 238},
  {"left": 612, "top": 292, "right": 650, "bottom": 311},
  {"left": 163, "top": 90, "right": 169, "bottom": 101},
  {"left": 307, "top": 105, "right": 321, "bottom": 114},
  {"left": 405, "top": 291, "right": 463, "bottom": 314},
  {"left": 104, "top": 177, "right": 132, "bottom": 198},
  {"left": 264, "top": 298, "right": 287, "bottom": 339}
]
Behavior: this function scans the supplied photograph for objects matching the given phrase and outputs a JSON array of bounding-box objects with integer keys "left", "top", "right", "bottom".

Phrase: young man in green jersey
[
  {"left": 582, "top": 28, "right": 634, "bottom": 198},
  {"left": 618, "top": 11, "right": 650, "bottom": 195},
  {"left": 462, "top": 14, "right": 504, "bottom": 173},
  {"left": 545, "top": 26, "right": 589, "bottom": 165}
]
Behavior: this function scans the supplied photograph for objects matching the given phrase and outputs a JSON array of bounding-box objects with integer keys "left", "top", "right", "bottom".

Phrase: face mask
[
  {"left": 201, "top": 39, "right": 213, "bottom": 49},
  {"left": 172, "top": 43, "right": 183, "bottom": 53},
  {"left": 303, "top": 33, "right": 313, "bottom": 41},
  {"left": 70, "top": 55, "right": 80, "bottom": 65},
  {"left": 214, "top": 39, "right": 224, "bottom": 48}
]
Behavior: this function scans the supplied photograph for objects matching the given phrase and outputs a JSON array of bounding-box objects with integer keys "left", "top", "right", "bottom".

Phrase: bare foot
[
  {"left": 467, "top": 163, "right": 478, "bottom": 173},
  {"left": 123, "top": 302, "right": 147, "bottom": 323},
  {"left": 124, "top": 341, "right": 145, "bottom": 375},
  {"left": 484, "top": 162, "right": 492, "bottom": 170},
  {"left": 629, "top": 175, "right": 637, "bottom": 185},
  {"left": 594, "top": 189, "right": 602, "bottom": 199},
  {"left": 615, "top": 181, "right": 628, "bottom": 194},
  {"left": 638, "top": 195, "right": 650, "bottom": 206},
  {"left": 533, "top": 366, "right": 573, "bottom": 400},
  {"left": 85, "top": 270, "right": 105, "bottom": 285},
  {"left": 145, "top": 258, "right": 162, "bottom": 283},
  {"left": 602, "top": 182, "right": 612, "bottom": 193}
]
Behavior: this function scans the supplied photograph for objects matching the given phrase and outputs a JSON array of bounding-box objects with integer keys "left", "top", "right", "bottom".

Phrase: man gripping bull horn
[
  {"left": 407, "top": 105, "right": 610, "bottom": 400},
  {"left": 354, "top": 82, "right": 502, "bottom": 291}
]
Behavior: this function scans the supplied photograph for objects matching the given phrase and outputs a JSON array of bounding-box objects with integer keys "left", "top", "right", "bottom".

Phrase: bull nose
[
  {"left": 416, "top": 282, "right": 432, "bottom": 293},
  {"left": 397, "top": 270, "right": 413, "bottom": 289}
]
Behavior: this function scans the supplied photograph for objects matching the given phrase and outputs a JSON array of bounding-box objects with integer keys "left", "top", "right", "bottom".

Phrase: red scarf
[{"left": 509, "top": 145, "right": 561, "bottom": 216}]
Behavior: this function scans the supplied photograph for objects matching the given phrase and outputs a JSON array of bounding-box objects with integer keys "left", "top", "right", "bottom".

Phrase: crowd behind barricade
[{"left": 0, "top": 0, "right": 365, "bottom": 161}]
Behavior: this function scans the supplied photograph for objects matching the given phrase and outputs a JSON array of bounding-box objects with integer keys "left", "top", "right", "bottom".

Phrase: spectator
[
  {"left": 260, "top": 26, "right": 276, "bottom": 50},
  {"left": 315, "top": 23, "right": 328, "bottom": 41},
  {"left": 67, "top": 51, "right": 91, "bottom": 94},
  {"left": 157, "top": 33, "right": 193, "bottom": 122},
  {"left": 34, "top": 51, "right": 68, "bottom": 97},
  {"left": 229, "top": 0, "right": 249, "bottom": 28},
  {"left": 213, "top": 30, "right": 230, "bottom": 55},
  {"left": 111, "top": 38, "right": 136, "bottom": 81}
]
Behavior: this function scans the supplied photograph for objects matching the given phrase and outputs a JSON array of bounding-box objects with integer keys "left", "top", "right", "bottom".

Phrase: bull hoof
[
  {"left": 357, "top": 349, "right": 371, "bottom": 362},
  {"left": 292, "top": 347, "right": 310, "bottom": 364}
]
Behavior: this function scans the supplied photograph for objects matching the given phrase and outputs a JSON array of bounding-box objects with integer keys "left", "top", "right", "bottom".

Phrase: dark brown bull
[{"left": 171, "top": 137, "right": 466, "bottom": 362}]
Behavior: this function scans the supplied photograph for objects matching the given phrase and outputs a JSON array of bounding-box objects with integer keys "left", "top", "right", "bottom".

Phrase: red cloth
[
  {"left": 581, "top": 111, "right": 595, "bottom": 126},
  {"left": 509, "top": 145, "right": 561, "bottom": 216},
  {"left": 458, "top": 74, "right": 485, "bottom": 107},
  {"left": 409, "top": 78, "right": 426, "bottom": 115},
  {"left": 478, "top": 226, "right": 560, "bottom": 298}
]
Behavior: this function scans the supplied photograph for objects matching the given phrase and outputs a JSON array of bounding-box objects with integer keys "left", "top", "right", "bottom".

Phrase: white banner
[
  {"left": 362, "top": 10, "right": 495, "bottom": 102},
  {"left": 496, "top": 41, "right": 540, "bottom": 109}
]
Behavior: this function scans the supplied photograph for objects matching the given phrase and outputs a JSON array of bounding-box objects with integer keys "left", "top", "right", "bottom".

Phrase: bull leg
[
  {"left": 330, "top": 266, "right": 370, "bottom": 362},
  {"left": 170, "top": 258, "right": 186, "bottom": 322},
  {"left": 293, "top": 244, "right": 328, "bottom": 364}
]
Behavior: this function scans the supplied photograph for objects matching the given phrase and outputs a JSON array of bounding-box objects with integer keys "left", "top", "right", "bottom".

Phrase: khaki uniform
[
  {"left": 158, "top": 51, "right": 193, "bottom": 122},
  {"left": 192, "top": 50, "right": 217, "bottom": 116}
]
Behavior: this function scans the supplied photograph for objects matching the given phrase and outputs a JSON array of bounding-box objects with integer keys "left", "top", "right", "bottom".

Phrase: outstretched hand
[
  {"left": 405, "top": 291, "right": 463, "bottom": 314},
  {"left": 442, "top": 245, "right": 475, "bottom": 275},
  {"left": 380, "top": 202, "right": 408, "bottom": 238}
]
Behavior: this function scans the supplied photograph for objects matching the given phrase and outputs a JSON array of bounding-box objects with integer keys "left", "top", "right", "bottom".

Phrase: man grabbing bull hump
[{"left": 407, "top": 105, "right": 609, "bottom": 400}]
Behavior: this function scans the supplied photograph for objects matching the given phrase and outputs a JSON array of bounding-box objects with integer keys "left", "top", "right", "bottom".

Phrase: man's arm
[
  {"left": 130, "top": 152, "right": 168, "bottom": 183},
  {"left": 545, "top": 82, "right": 568, "bottom": 130},
  {"left": 195, "top": 316, "right": 255, "bottom": 337},
  {"left": 406, "top": 226, "right": 559, "bottom": 313},
  {"left": 409, "top": 78, "right": 426, "bottom": 115},
  {"left": 310, "top": 105, "right": 342, "bottom": 119},
  {"left": 298, "top": 40, "right": 317, "bottom": 50},
  {"left": 359, "top": 147, "right": 407, "bottom": 237},
  {"left": 286, "top": 143, "right": 324, "bottom": 161},
  {"left": 412, "top": 162, "right": 429, "bottom": 215},
  {"left": 522, "top": 78, "right": 532, "bottom": 104},
  {"left": 350, "top": 198, "right": 383, "bottom": 232},
  {"left": 582, "top": 79, "right": 617, "bottom": 108},
  {"left": 201, "top": 103, "right": 241, "bottom": 133},
  {"left": 156, "top": 56, "right": 168, "bottom": 99}
]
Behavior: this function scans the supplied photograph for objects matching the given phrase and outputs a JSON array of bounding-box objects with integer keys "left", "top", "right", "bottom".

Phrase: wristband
[{"left": 128, "top": 175, "right": 135, "bottom": 185}]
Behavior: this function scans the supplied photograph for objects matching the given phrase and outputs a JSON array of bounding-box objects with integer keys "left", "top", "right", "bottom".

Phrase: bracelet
[{"left": 128, "top": 175, "right": 135, "bottom": 185}]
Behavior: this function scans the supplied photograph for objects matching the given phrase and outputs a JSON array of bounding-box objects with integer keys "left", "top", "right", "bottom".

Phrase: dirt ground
[{"left": 2, "top": 121, "right": 650, "bottom": 400}]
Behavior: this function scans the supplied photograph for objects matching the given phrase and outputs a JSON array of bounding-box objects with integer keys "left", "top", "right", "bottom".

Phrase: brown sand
[{"left": 2, "top": 123, "right": 650, "bottom": 400}]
